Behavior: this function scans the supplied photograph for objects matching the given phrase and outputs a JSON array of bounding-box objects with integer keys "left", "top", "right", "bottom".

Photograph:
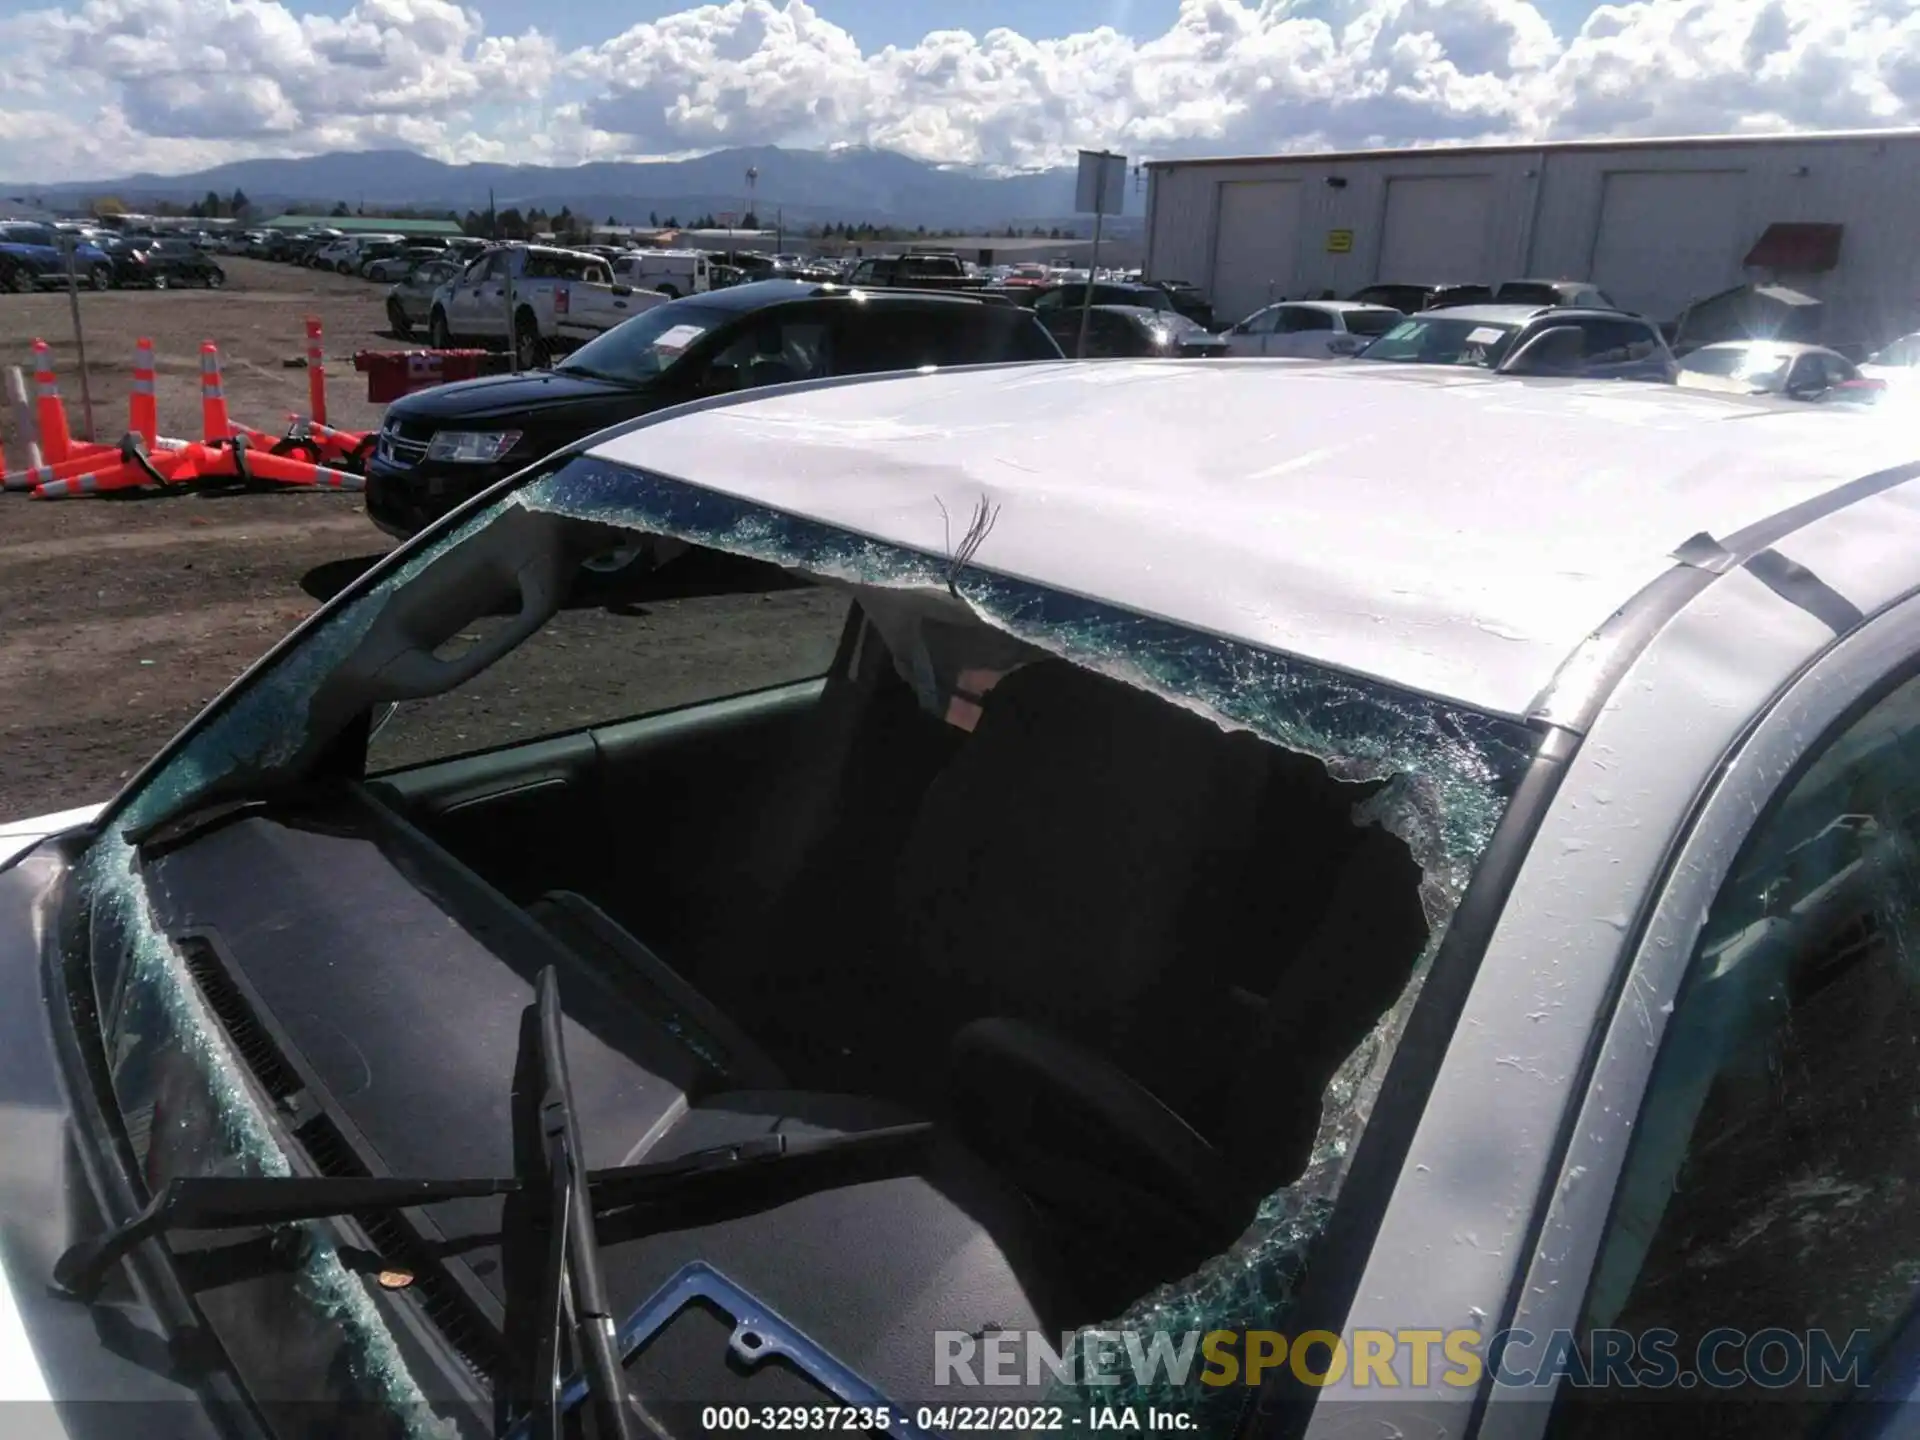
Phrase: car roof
[
  {"left": 1690, "top": 339, "right": 1832, "bottom": 357},
  {"left": 1280, "top": 300, "right": 1399, "bottom": 314},
  {"left": 583, "top": 361, "right": 1920, "bottom": 719},
  {"left": 1415, "top": 303, "right": 1642, "bottom": 325},
  {"left": 675, "top": 279, "right": 1011, "bottom": 313}
]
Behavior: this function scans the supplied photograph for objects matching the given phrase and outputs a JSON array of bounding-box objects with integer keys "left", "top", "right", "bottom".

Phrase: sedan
[
  {"left": 9, "top": 365, "right": 1920, "bottom": 1438},
  {"left": 1220, "top": 301, "right": 1404, "bottom": 358},
  {"left": 384, "top": 258, "right": 465, "bottom": 337},
  {"left": 101, "top": 238, "right": 226, "bottom": 289},
  {"left": 1043, "top": 304, "right": 1228, "bottom": 357},
  {"left": 365, "top": 245, "right": 450, "bottom": 283},
  {"left": 1676, "top": 341, "right": 1885, "bottom": 404}
]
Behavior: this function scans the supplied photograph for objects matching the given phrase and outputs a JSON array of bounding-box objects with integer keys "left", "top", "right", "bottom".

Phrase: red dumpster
[{"left": 354, "top": 349, "right": 504, "bottom": 403}]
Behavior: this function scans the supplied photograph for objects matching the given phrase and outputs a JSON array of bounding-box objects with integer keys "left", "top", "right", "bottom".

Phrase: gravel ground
[
  {"left": 0, "top": 257, "right": 840, "bottom": 821},
  {"left": 1, "top": 258, "right": 402, "bottom": 817}
]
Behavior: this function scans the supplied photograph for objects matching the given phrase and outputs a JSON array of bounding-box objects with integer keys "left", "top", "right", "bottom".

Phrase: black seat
[
  {"left": 946, "top": 811, "right": 1428, "bottom": 1306},
  {"left": 879, "top": 659, "right": 1270, "bottom": 1097}
]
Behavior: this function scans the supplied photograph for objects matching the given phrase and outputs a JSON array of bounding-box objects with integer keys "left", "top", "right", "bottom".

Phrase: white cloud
[{"left": 1, "top": 0, "right": 1918, "bottom": 184}]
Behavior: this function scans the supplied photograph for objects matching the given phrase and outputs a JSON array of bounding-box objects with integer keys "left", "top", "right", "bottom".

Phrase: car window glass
[
  {"left": 1549, "top": 671, "right": 1920, "bottom": 1437},
  {"left": 702, "top": 319, "right": 832, "bottom": 392},
  {"left": 1241, "top": 307, "right": 1282, "bottom": 336},
  {"left": 1286, "top": 307, "right": 1335, "bottom": 332},
  {"left": 1575, "top": 318, "right": 1658, "bottom": 365},
  {"left": 367, "top": 554, "right": 852, "bottom": 775},
  {"left": 833, "top": 306, "right": 1056, "bottom": 371},
  {"left": 1034, "top": 290, "right": 1067, "bottom": 312},
  {"left": 1345, "top": 309, "right": 1401, "bottom": 338}
]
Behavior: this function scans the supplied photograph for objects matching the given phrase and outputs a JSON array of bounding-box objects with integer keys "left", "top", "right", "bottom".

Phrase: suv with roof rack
[
  {"left": 1354, "top": 303, "right": 1677, "bottom": 382},
  {"left": 368, "top": 277, "right": 1061, "bottom": 538},
  {"left": 9, "top": 365, "right": 1920, "bottom": 1439}
]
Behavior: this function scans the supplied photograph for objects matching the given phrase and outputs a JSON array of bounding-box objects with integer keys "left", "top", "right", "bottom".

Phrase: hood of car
[
  {"left": 0, "top": 803, "right": 103, "bottom": 869},
  {"left": 385, "top": 368, "right": 645, "bottom": 426}
]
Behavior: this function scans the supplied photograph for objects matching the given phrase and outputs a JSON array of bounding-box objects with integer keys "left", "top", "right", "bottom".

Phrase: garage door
[
  {"left": 1377, "top": 176, "right": 1494, "bottom": 283},
  {"left": 1591, "top": 170, "right": 1745, "bottom": 323},
  {"left": 1210, "top": 181, "right": 1302, "bottom": 327}
]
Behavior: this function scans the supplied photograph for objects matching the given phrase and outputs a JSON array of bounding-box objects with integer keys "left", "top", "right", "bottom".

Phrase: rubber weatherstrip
[
  {"left": 1530, "top": 457, "right": 1920, "bottom": 734},
  {"left": 1742, "top": 547, "right": 1866, "bottom": 635}
]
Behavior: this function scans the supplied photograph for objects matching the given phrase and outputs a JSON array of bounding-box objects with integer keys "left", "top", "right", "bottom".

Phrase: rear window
[
  {"left": 1345, "top": 309, "right": 1402, "bottom": 338},
  {"left": 1496, "top": 283, "right": 1560, "bottom": 305}
]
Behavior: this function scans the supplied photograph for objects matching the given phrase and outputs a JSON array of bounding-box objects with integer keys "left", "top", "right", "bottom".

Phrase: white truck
[
  {"left": 609, "top": 248, "right": 711, "bottom": 299},
  {"left": 428, "top": 244, "right": 669, "bottom": 366}
]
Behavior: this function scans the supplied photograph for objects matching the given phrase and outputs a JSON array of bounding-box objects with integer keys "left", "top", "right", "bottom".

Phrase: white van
[{"left": 610, "top": 248, "right": 710, "bottom": 299}]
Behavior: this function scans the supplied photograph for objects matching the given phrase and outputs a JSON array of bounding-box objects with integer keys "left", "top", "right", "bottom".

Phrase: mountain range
[{"left": 1, "top": 145, "right": 1144, "bottom": 233}]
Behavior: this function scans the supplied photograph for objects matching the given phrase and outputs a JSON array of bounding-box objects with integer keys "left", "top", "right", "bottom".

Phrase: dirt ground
[{"left": 0, "top": 257, "right": 402, "bottom": 817}]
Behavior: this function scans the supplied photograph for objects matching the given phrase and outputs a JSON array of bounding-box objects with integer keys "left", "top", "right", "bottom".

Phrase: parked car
[
  {"left": 1492, "top": 278, "right": 1621, "bottom": 309},
  {"left": 371, "top": 279, "right": 1062, "bottom": 538},
  {"left": 844, "top": 251, "right": 988, "bottom": 290},
  {"left": 1355, "top": 304, "right": 1678, "bottom": 383},
  {"left": 1042, "top": 304, "right": 1228, "bottom": 357},
  {"left": 1026, "top": 281, "right": 1175, "bottom": 316},
  {"left": 1676, "top": 341, "right": 1886, "bottom": 403},
  {"left": 384, "top": 257, "right": 466, "bottom": 336},
  {"left": 98, "top": 237, "right": 226, "bottom": 289},
  {"left": 0, "top": 221, "right": 113, "bottom": 292},
  {"left": 1139, "top": 279, "right": 1215, "bottom": 329},
  {"left": 1860, "top": 333, "right": 1920, "bottom": 386},
  {"left": 426, "top": 244, "right": 666, "bottom": 366},
  {"left": 1347, "top": 281, "right": 1495, "bottom": 313},
  {"left": 12, "top": 364, "right": 1920, "bottom": 1438},
  {"left": 1220, "top": 301, "right": 1404, "bottom": 358},
  {"left": 314, "top": 235, "right": 405, "bottom": 274},
  {"left": 610, "top": 249, "right": 711, "bottom": 299},
  {"left": 364, "top": 245, "right": 450, "bottom": 283}
]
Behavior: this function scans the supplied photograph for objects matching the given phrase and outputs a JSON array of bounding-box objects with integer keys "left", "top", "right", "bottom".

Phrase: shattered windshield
[{"left": 84, "top": 450, "right": 1537, "bottom": 1436}]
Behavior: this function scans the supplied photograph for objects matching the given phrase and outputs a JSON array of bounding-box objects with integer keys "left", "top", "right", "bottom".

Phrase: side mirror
[{"left": 611, "top": 283, "right": 633, "bottom": 296}]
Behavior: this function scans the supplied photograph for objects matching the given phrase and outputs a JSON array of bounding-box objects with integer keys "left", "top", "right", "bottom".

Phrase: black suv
[{"left": 366, "top": 280, "right": 1063, "bottom": 539}]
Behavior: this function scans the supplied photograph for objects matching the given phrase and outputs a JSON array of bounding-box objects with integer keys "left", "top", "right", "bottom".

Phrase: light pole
[{"left": 746, "top": 166, "right": 759, "bottom": 232}]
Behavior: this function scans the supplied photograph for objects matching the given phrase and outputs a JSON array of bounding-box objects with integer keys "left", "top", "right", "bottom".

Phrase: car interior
[{"left": 326, "top": 533, "right": 1434, "bottom": 1318}]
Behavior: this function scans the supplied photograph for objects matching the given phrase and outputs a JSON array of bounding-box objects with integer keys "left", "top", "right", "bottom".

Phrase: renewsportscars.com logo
[{"left": 934, "top": 1327, "right": 1876, "bottom": 1391}]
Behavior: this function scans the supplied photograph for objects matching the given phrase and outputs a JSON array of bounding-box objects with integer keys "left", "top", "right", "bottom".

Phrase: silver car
[
  {"left": 7, "top": 364, "right": 1920, "bottom": 1436},
  {"left": 384, "top": 257, "right": 463, "bottom": 336}
]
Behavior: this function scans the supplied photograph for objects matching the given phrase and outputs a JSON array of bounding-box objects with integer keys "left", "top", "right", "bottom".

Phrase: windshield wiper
[
  {"left": 53, "top": 966, "right": 933, "bottom": 1396},
  {"left": 520, "top": 965, "right": 633, "bottom": 1440}
]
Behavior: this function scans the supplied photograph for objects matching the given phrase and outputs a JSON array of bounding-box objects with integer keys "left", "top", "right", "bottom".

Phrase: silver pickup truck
[{"left": 428, "top": 243, "right": 668, "bottom": 366}]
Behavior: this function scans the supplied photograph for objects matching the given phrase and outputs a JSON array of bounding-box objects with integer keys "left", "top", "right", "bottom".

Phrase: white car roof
[
  {"left": 584, "top": 362, "right": 1920, "bottom": 718},
  {"left": 1689, "top": 340, "right": 1833, "bottom": 358},
  {"left": 1278, "top": 300, "right": 1399, "bottom": 315}
]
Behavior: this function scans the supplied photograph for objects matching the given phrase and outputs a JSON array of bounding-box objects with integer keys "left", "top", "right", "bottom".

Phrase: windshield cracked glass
[{"left": 82, "top": 451, "right": 1535, "bottom": 1436}]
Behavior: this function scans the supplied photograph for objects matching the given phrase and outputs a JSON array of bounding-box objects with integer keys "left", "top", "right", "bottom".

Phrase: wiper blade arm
[
  {"left": 52, "top": 1173, "right": 517, "bottom": 1299},
  {"left": 50, "top": 1120, "right": 932, "bottom": 1305},
  {"left": 526, "top": 964, "right": 634, "bottom": 1440}
]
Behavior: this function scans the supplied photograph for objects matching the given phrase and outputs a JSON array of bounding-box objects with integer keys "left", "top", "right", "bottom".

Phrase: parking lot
[{"left": 0, "top": 257, "right": 397, "bottom": 816}]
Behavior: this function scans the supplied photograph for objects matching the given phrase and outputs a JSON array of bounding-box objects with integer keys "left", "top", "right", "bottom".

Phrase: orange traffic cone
[
  {"left": 304, "top": 317, "right": 328, "bottom": 427},
  {"left": 130, "top": 338, "right": 159, "bottom": 448},
  {"left": 200, "top": 343, "right": 230, "bottom": 443},
  {"left": 32, "top": 339, "right": 72, "bottom": 465},
  {"left": 30, "top": 455, "right": 149, "bottom": 499}
]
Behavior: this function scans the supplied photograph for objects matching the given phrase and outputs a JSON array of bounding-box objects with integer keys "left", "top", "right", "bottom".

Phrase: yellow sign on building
[{"left": 1326, "top": 229, "right": 1354, "bottom": 254}]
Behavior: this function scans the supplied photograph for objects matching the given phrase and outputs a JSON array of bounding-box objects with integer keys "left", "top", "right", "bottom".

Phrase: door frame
[{"left": 1480, "top": 590, "right": 1920, "bottom": 1438}]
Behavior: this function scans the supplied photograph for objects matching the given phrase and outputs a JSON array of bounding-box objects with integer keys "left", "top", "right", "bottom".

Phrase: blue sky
[{"left": 0, "top": 0, "right": 1913, "bottom": 183}]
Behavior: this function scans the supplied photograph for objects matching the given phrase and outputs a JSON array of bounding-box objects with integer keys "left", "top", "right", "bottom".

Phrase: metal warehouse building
[{"left": 1144, "top": 128, "right": 1920, "bottom": 346}]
